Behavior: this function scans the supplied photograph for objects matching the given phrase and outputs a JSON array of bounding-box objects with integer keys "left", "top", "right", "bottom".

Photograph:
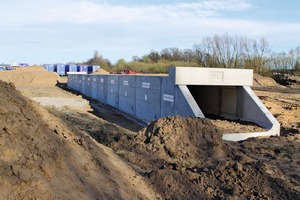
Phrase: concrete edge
[
  {"left": 178, "top": 85, "right": 205, "bottom": 118},
  {"left": 222, "top": 128, "right": 280, "bottom": 142},
  {"left": 174, "top": 67, "right": 253, "bottom": 86},
  {"left": 243, "top": 86, "right": 280, "bottom": 130}
]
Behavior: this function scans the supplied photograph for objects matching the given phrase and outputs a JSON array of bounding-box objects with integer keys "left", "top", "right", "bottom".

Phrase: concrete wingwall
[
  {"left": 67, "top": 70, "right": 195, "bottom": 123},
  {"left": 220, "top": 86, "right": 280, "bottom": 141}
]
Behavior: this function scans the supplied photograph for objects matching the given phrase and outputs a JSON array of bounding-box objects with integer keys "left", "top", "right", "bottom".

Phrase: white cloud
[
  {"left": 0, "top": 0, "right": 253, "bottom": 26},
  {"left": 201, "top": 0, "right": 252, "bottom": 11}
]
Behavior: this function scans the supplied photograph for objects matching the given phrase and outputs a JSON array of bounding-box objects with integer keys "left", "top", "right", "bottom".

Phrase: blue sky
[{"left": 0, "top": 0, "right": 299, "bottom": 65}]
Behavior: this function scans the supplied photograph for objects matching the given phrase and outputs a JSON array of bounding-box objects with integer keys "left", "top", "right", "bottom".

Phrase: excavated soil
[
  {"left": 253, "top": 74, "right": 282, "bottom": 88},
  {"left": 0, "top": 67, "right": 299, "bottom": 199},
  {"left": 0, "top": 72, "right": 159, "bottom": 199},
  {"left": 112, "top": 116, "right": 300, "bottom": 200}
]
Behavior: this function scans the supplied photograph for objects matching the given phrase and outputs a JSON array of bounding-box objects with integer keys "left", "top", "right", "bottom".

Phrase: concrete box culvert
[
  {"left": 67, "top": 67, "right": 280, "bottom": 141},
  {"left": 96, "top": 75, "right": 107, "bottom": 103}
]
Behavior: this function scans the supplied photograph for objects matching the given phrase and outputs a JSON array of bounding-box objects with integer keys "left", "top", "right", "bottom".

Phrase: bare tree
[
  {"left": 196, "top": 33, "right": 245, "bottom": 68},
  {"left": 288, "top": 46, "right": 300, "bottom": 70},
  {"left": 242, "top": 37, "right": 271, "bottom": 74},
  {"left": 148, "top": 50, "right": 160, "bottom": 63},
  {"left": 86, "top": 50, "right": 112, "bottom": 69}
]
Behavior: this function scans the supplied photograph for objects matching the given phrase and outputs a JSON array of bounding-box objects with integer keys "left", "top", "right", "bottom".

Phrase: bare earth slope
[{"left": 0, "top": 79, "right": 159, "bottom": 199}]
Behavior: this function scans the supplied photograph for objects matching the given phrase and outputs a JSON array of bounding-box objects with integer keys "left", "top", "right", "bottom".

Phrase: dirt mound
[
  {"left": 253, "top": 74, "right": 281, "bottom": 87},
  {"left": 112, "top": 116, "right": 300, "bottom": 199},
  {"left": 286, "top": 75, "right": 300, "bottom": 89},
  {"left": 288, "top": 74, "right": 300, "bottom": 83},
  {"left": 113, "top": 117, "right": 227, "bottom": 168},
  {"left": 92, "top": 68, "right": 110, "bottom": 74},
  {"left": 142, "top": 117, "right": 227, "bottom": 162},
  {"left": 0, "top": 80, "right": 159, "bottom": 199},
  {"left": 0, "top": 66, "right": 60, "bottom": 86}
]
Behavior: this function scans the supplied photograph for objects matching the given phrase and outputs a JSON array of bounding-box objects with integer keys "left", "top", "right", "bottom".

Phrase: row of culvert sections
[
  {"left": 43, "top": 64, "right": 100, "bottom": 76},
  {"left": 67, "top": 72, "right": 194, "bottom": 123}
]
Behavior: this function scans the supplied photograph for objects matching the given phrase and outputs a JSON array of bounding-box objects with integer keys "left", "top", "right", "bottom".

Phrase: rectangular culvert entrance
[{"left": 187, "top": 85, "right": 240, "bottom": 120}]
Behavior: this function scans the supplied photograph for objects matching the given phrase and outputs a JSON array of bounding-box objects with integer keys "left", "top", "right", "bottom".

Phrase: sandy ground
[
  {"left": 0, "top": 66, "right": 299, "bottom": 199},
  {"left": 0, "top": 68, "right": 160, "bottom": 199}
]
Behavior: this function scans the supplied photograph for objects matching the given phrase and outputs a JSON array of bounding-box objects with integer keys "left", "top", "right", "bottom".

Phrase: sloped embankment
[{"left": 0, "top": 80, "right": 159, "bottom": 199}]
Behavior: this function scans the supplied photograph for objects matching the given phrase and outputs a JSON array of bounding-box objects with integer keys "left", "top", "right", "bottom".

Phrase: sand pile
[
  {"left": 253, "top": 74, "right": 281, "bottom": 87},
  {"left": 0, "top": 66, "right": 60, "bottom": 86},
  {"left": 92, "top": 68, "right": 110, "bottom": 74},
  {"left": 113, "top": 116, "right": 300, "bottom": 199},
  {"left": 0, "top": 80, "right": 158, "bottom": 199}
]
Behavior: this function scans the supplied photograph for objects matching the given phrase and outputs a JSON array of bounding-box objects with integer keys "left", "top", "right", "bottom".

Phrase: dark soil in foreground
[{"left": 112, "top": 116, "right": 300, "bottom": 200}]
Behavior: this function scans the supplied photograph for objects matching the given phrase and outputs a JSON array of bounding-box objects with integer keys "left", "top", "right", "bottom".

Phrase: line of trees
[
  {"left": 268, "top": 47, "right": 300, "bottom": 74},
  {"left": 85, "top": 33, "right": 300, "bottom": 76},
  {"left": 85, "top": 50, "right": 112, "bottom": 69}
]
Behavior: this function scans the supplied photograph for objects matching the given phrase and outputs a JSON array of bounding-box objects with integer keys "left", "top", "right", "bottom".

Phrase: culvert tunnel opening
[{"left": 187, "top": 85, "right": 240, "bottom": 121}]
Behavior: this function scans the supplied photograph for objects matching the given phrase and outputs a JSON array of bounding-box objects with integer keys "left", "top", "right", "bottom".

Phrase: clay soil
[{"left": 0, "top": 66, "right": 299, "bottom": 199}]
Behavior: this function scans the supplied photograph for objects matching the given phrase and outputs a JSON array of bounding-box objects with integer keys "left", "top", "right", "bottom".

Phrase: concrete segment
[
  {"left": 161, "top": 76, "right": 177, "bottom": 117},
  {"left": 135, "top": 76, "right": 162, "bottom": 121},
  {"left": 91, "top": 75, "right": 98, "bottom": 100},
  {"left": 78, "top": 75, "right": 84, "bottom": 94},
  {"left": 76, "top": 75, "right": 82, "bottom": 93},
  {"left": 106, "top": 75, "right": 119, "bottom": 108},
  {"left": 86, "top": 76, "right": 92, "bottom": 97},
  {"left": 119, "top": 76, "right": 136, "bottom": 116},
  {"left": 96, "top": 75, "right": 107, "bottom": 104}
]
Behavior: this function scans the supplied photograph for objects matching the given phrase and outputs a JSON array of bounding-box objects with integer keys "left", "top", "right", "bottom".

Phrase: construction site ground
[{"left": 0, "top": 66, "right": 299, "bottom": 199}]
